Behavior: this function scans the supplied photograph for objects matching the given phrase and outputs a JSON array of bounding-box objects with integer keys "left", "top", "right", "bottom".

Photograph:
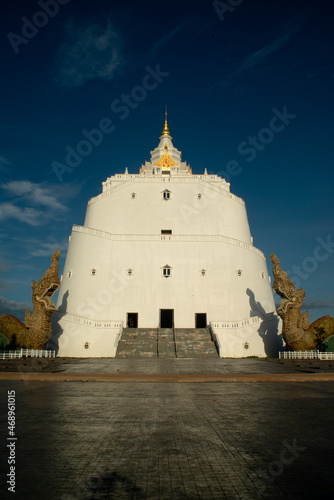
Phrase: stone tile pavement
[
  {"left": 1, "top": 374, "right": 334, "bottom": 499},
  {"left": 2, "top": 356, "right": 334, "bottom": 375}
]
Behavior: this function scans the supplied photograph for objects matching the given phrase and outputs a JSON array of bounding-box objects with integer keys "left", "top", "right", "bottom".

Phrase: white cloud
[
  {"left": 212, "top": 15, "right": 306, "bottom": 88},
  {"left": 54, "top": 20, "right": 122, "bottom": 88},
  {"left": 303, "top": 299, "right": 334, "bottom": 310},
  {"left": 235, "top": 19, "right": 302, "bottom": 75},
  {"left": 0, "top": 156, "right": 10, "bottom": 168},
  {"left": 30, "top": 240, "right": 67, "bottom": 258},
  {"left": 0, "top": 203, "right": 44, "bottom": 226},
  {"left": 0, "top": 296, "right": 31, "bottom": 313},
  {"left": 149, "top": 21, "right": 187, "bottom": 60},
  {"left": 2, "top": 180, "right": 68, "bottom": 212},
  {"left": 0, "top": 180, "right": 80, "bottom": 226}
]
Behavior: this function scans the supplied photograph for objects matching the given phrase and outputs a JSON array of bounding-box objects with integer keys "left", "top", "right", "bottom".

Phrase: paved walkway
[
  {"left": 1, "top": 359, "right": 334, "bottom": 499},
  {"left": 1, "top": 356, "right": 334, "bottom": 376}
]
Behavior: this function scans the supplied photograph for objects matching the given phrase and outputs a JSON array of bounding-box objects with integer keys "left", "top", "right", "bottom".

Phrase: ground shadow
[{"left": 79, "top": 469, "right": 147, "bottom": 499}]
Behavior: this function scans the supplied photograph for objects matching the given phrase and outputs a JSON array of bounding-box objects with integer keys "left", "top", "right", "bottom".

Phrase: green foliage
[
  {"left": 0, "top": 333, "right": 10, "bottom": 349},
  {"left": 308, "top": 316, "right": 334, "bottom": 349},
  {"left": 321, "top": 335, "right": 334, "bottom": 353}
]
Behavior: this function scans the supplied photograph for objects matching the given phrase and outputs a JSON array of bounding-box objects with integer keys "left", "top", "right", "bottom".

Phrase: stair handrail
[{"left": 172, "top": 320, "right": 177, "bottom": 358}]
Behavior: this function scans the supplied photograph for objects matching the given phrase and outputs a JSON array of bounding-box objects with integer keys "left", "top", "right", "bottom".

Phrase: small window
[
  {"left": 162, "top": 265, "right": 171, "bottom": 278},
  {"left": 162, "top": 189, "right": 171, "bottom": 200},
  {"left": 127, "top": 268, "right": 133, "bottom": 276},
  {"left": 84, "top": 342, "right": 90, "bottom": 349},
  {"left": 200, "top": 269, "right": 206, "bottom": 276},
  {"left": 131, "top": 192, "right": 136, "bottom": 199},
  {"left": 91, "top": 268, "right": 97, "bottom": 276},
  {"left": 197, "top": 193, "right": 202, "bottom": 200},
  {"left": 261, "top": 272, "right": 265, "bottom": 279},
  {"left": 67, "top": 271, "right": 72, "bottom": 279},
  {"left": 237, "top": 269, "right": 242, "bottom": 277},
  {"left": 161, "top": 230, "right": 172, "bottom": 235}
]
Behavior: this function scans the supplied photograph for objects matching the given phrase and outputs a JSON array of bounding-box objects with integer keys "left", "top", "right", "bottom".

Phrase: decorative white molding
[
  {"left": 93, "top": 175, "right": 243, "bottom": 206},
  {"left": 54, "top": 311, "right": 123, "bottom": 329},
  {"left": 72, "top": 225, "right": 265, "bottom": 258},
  {"left": 210, "top": 314, "right": 276, "bottom": 330}
]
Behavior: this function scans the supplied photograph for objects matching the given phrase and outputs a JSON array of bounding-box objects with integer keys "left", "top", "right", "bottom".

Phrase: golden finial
[{"left": 161, "top": 107, "right": 170, "bottom": 136}]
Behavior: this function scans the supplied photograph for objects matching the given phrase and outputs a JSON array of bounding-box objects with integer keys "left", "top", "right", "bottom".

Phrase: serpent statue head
[
  {"left": 32, "top": 248, "right": 61, "bottom": 312},
  {"left": 270, "top": 253, "right": 305, "bottom": 314}
]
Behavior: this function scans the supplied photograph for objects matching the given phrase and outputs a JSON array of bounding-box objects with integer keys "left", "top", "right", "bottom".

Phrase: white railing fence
[
  {"left": 279, "top": 350, "right": 334, "bottom": 360},
  {"left": 0, "top": 349, "right": 56, "bottom": 360}
]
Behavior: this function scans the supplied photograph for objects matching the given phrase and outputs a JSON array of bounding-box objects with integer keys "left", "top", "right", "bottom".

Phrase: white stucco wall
[
  {"left": 84, "top": 176, "right": 252, "bottom": 243},
  {"left": 49, "top": 314, "right": 123, "bottom": 357},
  {"left": 52, "top": 170, "right": 280, "bottom": 357},
  {"left": 210, "top": 316, "right": 283, "bottom": 358}
]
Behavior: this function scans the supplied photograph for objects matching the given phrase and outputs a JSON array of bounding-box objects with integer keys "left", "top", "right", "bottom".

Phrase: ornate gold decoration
[
  {"left": 161, "top": 109, "right": 170, "bottom": 136},
  {"left": 154, "top": 150, "right": 178, "bottom": 170}
]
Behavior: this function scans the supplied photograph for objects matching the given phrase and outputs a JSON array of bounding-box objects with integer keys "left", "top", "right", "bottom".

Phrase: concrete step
[
  {"left": 158, "top": 329, "right": 174, "bottom": 340},
  {"left": 116, "top": 327, "right": 218, "bottom": 358},
  {"left": 116, "top": 350, "right": 158, "bottom": 358},
  {"left": 175, "top": 333, "right": 210, "bottom": 341},
  {"left": 176, "top": 342, "right": 219, "bottom": 358},
  {"left": 158, "top": 341, "right": 176, "bottom": 357},
  {"left": 121, "top": 329, "right": 157, "bottom": 340},
  {"left": 116, "top": 340, "right": 158, "bottom": 358}
]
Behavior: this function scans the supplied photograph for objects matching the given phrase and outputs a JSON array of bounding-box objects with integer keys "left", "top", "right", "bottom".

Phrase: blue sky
[{"left": 0, "top": 0, "right": 333, "bottom": 323}]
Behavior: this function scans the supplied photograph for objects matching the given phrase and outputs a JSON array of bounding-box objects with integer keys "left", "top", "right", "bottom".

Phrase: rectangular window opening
[{"left": 161, "top": 230, "right": 172, "bottom": 234}]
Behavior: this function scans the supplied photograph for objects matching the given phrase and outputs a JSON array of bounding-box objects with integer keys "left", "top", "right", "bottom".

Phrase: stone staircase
[{"left": 116, "top": 327, "right": 218, "bottom": 358}]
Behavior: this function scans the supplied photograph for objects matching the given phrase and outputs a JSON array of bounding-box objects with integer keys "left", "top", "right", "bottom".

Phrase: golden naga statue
[
  {"left": 271, "top": 253, "right": 334, "bottom": 351},
  {"left": 0, "top": 249, "right": 60, "bottom": 350}
]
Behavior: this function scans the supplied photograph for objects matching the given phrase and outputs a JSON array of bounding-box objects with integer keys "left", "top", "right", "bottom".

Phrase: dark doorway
[
  {"left": 127, "top": 313, "right": 138, "bottom": 328},
  {"left": 195, "top": 313, "right": 207, "bottom": 328},
  {"left": 160, "top": 309, "right": 174, "bottom": 328}
]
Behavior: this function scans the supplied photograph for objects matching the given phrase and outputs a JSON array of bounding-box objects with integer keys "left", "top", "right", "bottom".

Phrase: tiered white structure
[{"left": 51, "top": 114, "right": 282, "bottom": 357}]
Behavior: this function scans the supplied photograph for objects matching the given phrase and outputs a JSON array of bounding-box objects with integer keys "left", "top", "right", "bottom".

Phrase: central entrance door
[
  {"left": 127, "top": 312, "right": 138, "bottom": 328},
  {"left": 195, "top": 313, "right": 207, "bottom": 328},
  {"left": 160, "top": 309, "right": 174, "bottom": 328}
]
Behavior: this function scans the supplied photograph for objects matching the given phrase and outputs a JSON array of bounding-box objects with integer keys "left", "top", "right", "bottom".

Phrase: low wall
[
  {"left": 49, "top": 313, "right": 123, "bottom": 357},
  {"left": 210, "top": 315, "right": 283, "bottom": 358}
]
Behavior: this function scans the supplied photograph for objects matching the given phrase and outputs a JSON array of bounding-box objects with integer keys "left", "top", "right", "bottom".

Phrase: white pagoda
[{"left": 50, "top": 113, "right": 282, "bottom": 357}]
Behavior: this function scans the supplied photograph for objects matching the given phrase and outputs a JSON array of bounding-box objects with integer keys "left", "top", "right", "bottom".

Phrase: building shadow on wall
[
  {"left": 246, "top": 288, "right": 283, "bottom": 356},
  {"left": 48, "top": 290, "right": 69, "bottom": 355}
]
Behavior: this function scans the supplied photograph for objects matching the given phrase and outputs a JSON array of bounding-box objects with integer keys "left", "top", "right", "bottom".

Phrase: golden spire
[{"left": 161, "top": 107, "right": 170, "bottom": 136}]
